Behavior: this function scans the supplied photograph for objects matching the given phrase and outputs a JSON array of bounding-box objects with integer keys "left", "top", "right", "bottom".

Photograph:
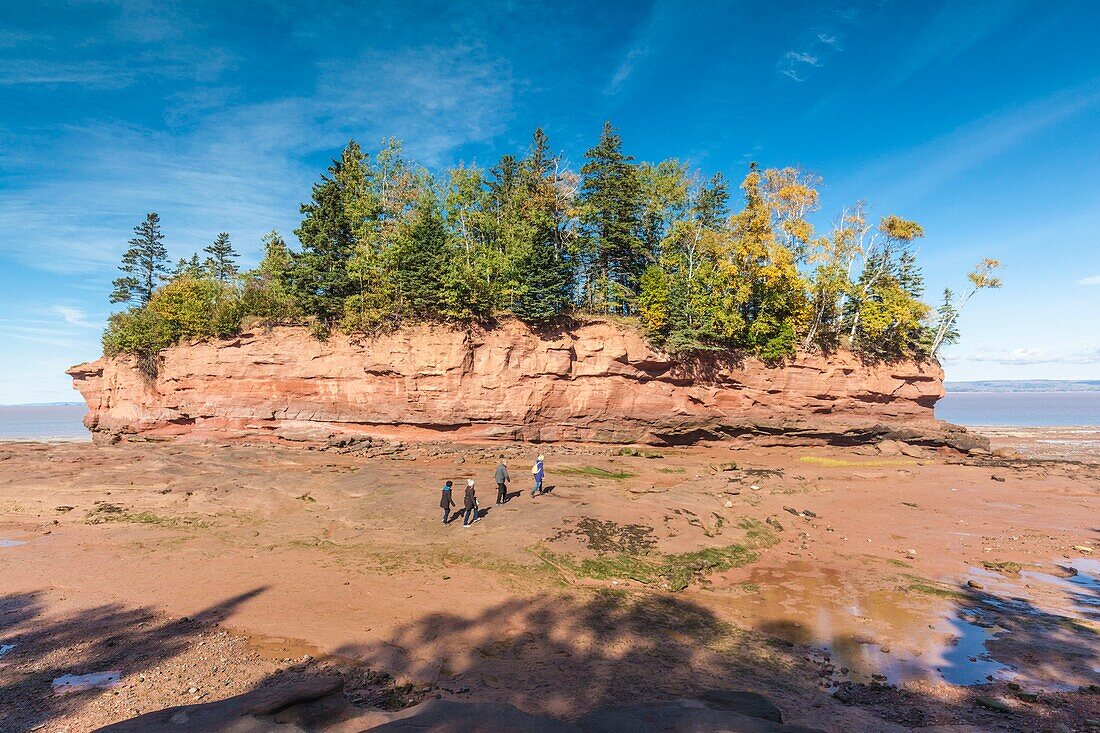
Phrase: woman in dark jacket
[
  {"left": 440, "top": 480, "right": 455, "bottom": 524},
  {"left": 463, "top": 479, "right": 479, "bottom": 527}
]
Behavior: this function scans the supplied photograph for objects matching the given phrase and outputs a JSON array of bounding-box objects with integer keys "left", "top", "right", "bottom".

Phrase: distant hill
[{"left": 945, "top": 380, "right": 1100, "bottom": 393}]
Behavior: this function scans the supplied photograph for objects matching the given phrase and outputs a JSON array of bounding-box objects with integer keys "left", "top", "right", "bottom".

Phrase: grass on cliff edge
[{"left": 536, "top": 518, "right": 779, "bottom": 592}]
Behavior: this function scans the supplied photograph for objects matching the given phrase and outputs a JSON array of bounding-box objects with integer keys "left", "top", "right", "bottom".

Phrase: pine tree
[
  {"left": 580, "top": 122, "right": 645, "bottom": 314},
  {"left": 204, "top": 232, "right": 239, "bottom": 282},
  {"left": 111, "top": 213, "right": 169, "bottom": 306},
  {"left": 171, "top": 254, "right": 204, "bottom": 280},
  {"left": 895, "top": 250, "right": 924, "bottom": 298}
]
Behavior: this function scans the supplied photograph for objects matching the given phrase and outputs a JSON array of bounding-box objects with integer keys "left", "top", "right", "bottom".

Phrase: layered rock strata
[{"left": 69, "top": 320, "right": 979, "bottom": 449}]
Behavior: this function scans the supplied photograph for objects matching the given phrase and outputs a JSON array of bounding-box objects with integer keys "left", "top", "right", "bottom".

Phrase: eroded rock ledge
[{"left": 68, "top": 320, "right": 982, "bottom": 451}]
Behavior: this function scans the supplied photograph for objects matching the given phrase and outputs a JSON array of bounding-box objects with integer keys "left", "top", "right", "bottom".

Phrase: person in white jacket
[{"left": 531, "top": 454, "right": 545, "bottom": 497}]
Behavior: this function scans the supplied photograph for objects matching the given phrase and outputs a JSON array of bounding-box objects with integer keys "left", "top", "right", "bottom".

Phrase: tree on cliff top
[
  {"left": 203, "top": 232, "right": 239, "bottom": 283},
  {"left": 111, "top": 213, "right": 169, "bottom": 306},
  {"left": 580, "top": 122, "right": 646, "bottom": 315},
  {"left": 289, "top": 141, "right": 368, "bottom": 322}
]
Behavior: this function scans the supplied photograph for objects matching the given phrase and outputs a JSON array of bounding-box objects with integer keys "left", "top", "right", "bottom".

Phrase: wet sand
[{"left": 0, "top": 434, "right": 1097, "bottom": 732}]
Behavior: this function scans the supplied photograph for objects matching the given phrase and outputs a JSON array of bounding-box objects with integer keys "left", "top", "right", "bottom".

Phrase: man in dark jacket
[
  {"left": 439, "top": 480, "right": 455, "bottom": 524},
  {"left": 463, "top": 479, "right": 479, "bottom": 527},
  {"left": 494, "top": 460, "right": 510, "bottom": 504}
]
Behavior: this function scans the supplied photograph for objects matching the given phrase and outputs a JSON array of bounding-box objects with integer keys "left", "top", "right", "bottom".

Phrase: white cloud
[
  {"left": 785, "top": 51, "right": 820, "bottom": 67},
  {"left": 0, "top": 40, "right": 516, "bottom": 275},
  {"left": 842, "top": 81, "right": 1100, "bottom": 206},
  {"left": 967, "top": 347, "right": 1100, "bottom": 365},
  {"left": 51, "top": 306, "right": 100, "bottom": 330},
  {"left": 883, "top": 0, "right": 1028, "bottom": 90},
  {"left": 603, "top": 0, "right": 681, "bottom": 97},
  {"left": 1077, "top": 275, "right": 1100, "bottom": 285},
  {"left": 817, "top": 33, "right": 839, "bottom": 46}
]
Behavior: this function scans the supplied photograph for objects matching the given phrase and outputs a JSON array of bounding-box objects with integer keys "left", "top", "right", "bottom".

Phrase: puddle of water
[
  {"left": 0, "top": 539, "right": 27, "bottom": 548},
  {"left": 52, "top": 671, "right": 122, "bottom": 693},
  {"left": 0, "top": 644, "right": 14, "bottom": 658},
  {"left": 934, "top": 617, "right": 1014, "bottom": 686},
  {"left": 1022, "top": 559, "right": 1100, "bottom": 620},
  {"left": 718, "top": 558, "right": 1100, "bottom": 690}
]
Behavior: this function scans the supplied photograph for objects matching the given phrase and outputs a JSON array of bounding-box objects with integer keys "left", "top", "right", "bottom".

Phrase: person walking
[
  {"left": 439, "top": 480, "right": 455, "bottom": 524},
  {"left": 462, "top": 479, "right": 478, "bottom": 527},
  {"left": 495, "top": 459, "right": 510, "bottom": 504},
  {"left": 531, "top": 454, "right": 545, "bottom": 497}
]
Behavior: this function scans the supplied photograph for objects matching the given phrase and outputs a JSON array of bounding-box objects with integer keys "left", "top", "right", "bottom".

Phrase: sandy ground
[{"left": 0, "top": 434, "right": 1098, "bottom": 732}]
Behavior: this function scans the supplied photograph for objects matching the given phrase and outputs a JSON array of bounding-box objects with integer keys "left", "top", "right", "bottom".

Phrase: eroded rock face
[{"left": 68, "top": 321, "right": 967, "bottom": 448}]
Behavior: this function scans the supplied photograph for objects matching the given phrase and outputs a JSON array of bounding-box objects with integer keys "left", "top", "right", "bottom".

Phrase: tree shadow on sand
[
  {"left": 0, "top": 587, "right": 267, "bottom": 732},
  {"left": 3, "top": 574, "right": 1099, "bottom": 732},
  {"left": 818, "top": 577, "right": 1100, "bottom": 730}
]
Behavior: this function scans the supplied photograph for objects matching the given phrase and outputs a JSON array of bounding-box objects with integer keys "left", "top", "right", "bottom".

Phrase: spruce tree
[
  {"left": 580, "top": 122, "right": 645, "bottom": 314},
  {"left": 112, "top": 212, "right": 169, "bottom": 306},
  {"left": 171, "top": 253, "right": 203, "bottom": 280},
  {"left": 511, "top": 239, "right": 573, "bottom": 324},
  {"left": 390, "top": 195, "right": 450, "bottom": 318},
  {"left": 204, "top": 232, "right": 239, "bottom": 282},
  {"left": 290, "top": 141, "right": 368, "bottom": 321}
]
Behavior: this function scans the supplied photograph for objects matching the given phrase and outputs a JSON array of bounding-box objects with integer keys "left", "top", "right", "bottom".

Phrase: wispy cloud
[
  {"left": 603, "top": 0, "right": 685, "bottom": 97},
  {"left": 968, "top": 347, "right": 1100, "bottom": 365},
  {"left": 51, "top": 306, "right": 100, "bottom": 330},
  {"left": 842, "top": 80, "right": 1100, "bottom": 206},
  {"left": 883, "top": 0, "right": 1028, "bottom": 90},
  {"left": 1077, "top": 275, "right": 1100, "bottom": 286},
  {"left": 0, "top": 60, "right": 134, "bottom": 87},
  {"left": 0, "top": 40, "right": 516, "bottom": 274}
]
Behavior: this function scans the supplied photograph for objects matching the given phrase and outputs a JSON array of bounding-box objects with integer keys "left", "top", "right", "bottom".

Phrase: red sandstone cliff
[{"left": 67, "top": 321, "right": 979, "bottom": 449}]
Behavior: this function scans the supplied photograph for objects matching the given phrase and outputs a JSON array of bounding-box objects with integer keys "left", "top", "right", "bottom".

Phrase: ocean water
[
  {"left": 0, "top": 404, "right": 89, "bottom": 441},
  {"left": 1, "top": 392, "right": 1097, "bottom": 441},
  {"left": 936, "top": 391, "right": 1100, "bottom": 427}
]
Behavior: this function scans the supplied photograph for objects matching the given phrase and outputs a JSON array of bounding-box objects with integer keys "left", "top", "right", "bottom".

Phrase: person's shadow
[
  {"left": 505, "top": 490, "right": 523, "bottom": 502},
  {"left": 540, "top": 485, "right": 556, "bottom": 496}
]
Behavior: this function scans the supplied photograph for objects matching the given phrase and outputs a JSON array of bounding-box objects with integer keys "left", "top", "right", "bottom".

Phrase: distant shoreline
[{"left": 945, "top": 379, "right": 1100, "bottom": 393}]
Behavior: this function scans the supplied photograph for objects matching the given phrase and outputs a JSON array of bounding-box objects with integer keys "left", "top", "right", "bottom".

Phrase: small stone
[
  {"left": 1073, "top": 545, "right": 1094, "bottom": 554},
  {"left": 454, "top": 456, "right": 465, "bottom": 464},
  {"left": 723, "top": 500, "right": 733, "bottom": 508},
  {"left": 967, "top": 580, "right": 984, "bottom": 590},
  {"left": 975, "top": 695, "right": 1012, "bottom": 713},
  {"left": 991, "top": 475, "right": 1006, "bottom": 482}
]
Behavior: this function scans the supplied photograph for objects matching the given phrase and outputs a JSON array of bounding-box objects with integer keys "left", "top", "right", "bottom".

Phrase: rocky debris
[
  {"left": 93, "top": 682, "right": 822, "bottom": 733},
  {"left": 68, "top": 321, "right": 967, "bottom": 449}
]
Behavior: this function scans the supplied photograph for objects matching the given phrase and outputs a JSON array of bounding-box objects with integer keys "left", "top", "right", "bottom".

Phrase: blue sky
[{"left": 1, "top": 0, "right": 1099, "bottom": 403}]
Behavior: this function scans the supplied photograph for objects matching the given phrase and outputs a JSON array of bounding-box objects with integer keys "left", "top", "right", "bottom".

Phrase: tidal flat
[{"left": 0, "top": 435, "right": 1097, "bottom": 731}]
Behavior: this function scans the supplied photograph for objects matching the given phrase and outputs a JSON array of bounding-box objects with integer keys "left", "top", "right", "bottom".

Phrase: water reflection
[{"left": 718, "top": 558, "right": 1099, "bottom": 690}]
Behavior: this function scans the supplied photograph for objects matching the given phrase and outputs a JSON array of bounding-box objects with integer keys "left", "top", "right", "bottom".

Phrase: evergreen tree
[
  {"left": 289, "top": 141, "right": 369, "bottom": 321},
  {"left": 111, "top": 212, "right": 168, "bottom": 306},
  {"left": 390, "top": 195, "right": 451, "bottom": 318},
  {"left": 511, "top": 239, "right": 573, "bottom": 324},
  {"left": 580, "top": 122, "right": 645, "bottom": 314},
  {"left": 258, "top": 230, "right": 292, "bottom": 279},
  {"left": 203, "top": 232, "right": 239, "bottom": 282},
  {"left": 895, "top": 250, "right": 924, "bottom": 298},
  {"left": 171, "top": 253, "right": 203, "bottom": 280}
]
